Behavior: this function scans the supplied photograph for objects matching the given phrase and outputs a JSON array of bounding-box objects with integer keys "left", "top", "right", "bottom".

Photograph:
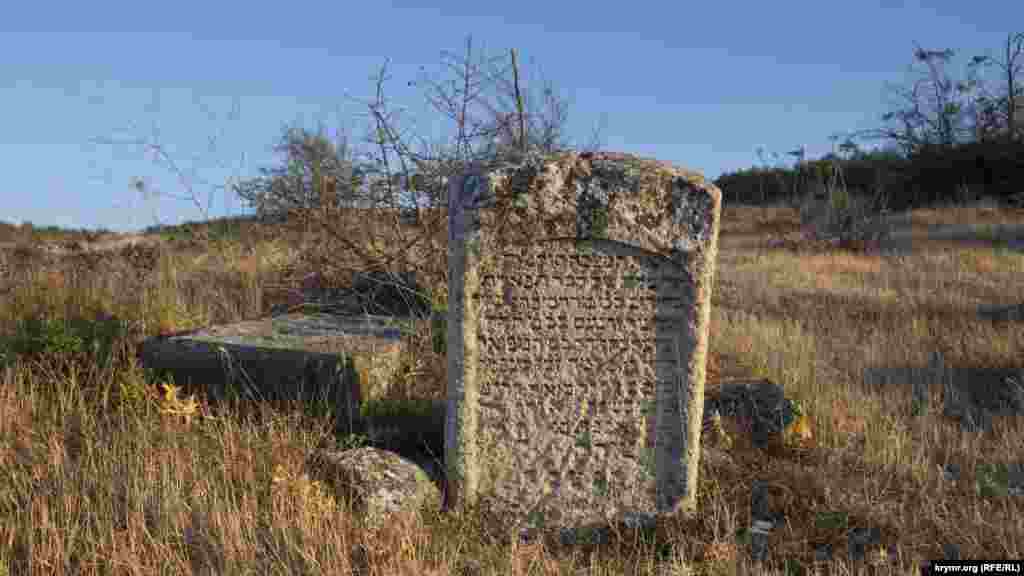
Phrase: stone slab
[
  {"left": 445, "top": 151, "right": 722, "bottom": 537},
  {"left": 140, "top": 313, "right": 406, "bottom": 432}
]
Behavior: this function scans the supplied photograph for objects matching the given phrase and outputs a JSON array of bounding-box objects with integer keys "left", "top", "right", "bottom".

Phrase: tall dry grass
[{"left": 1, "top": 198, "right": 1022, "bottom": 574}]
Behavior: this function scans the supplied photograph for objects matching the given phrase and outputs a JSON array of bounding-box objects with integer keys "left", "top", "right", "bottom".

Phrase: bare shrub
[
  {"left": 798, "top": 152, "right": 893, "bottom": 249},
  {"left": 231, "top": 37, "right": 606, "bottom": 326}
]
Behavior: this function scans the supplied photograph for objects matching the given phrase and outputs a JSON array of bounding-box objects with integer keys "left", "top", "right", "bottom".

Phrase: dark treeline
[
  {"left": 715, "top": 140, "right": 1024, "bottom": 212},
  {"left": 715, "top": 34, "right": 1024, "bottom": 212}
]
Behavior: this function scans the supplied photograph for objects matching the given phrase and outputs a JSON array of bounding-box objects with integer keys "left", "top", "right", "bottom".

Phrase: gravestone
[{"left": 445, "top": 151, "right": 722, "bottom": 539}]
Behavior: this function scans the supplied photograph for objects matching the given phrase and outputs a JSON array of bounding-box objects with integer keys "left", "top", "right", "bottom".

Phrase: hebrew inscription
[{"left": 472, "top": 240, "right": 692, "bottom": 523}]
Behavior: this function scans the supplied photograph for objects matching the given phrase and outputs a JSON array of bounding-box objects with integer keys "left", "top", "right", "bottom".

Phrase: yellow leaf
[
  {"left": 786, "top": 413, "right": 813, "bottom": 443},
  {"left": 162, "top": 383, "right": 179, "bottom": 403},
  {"left": 159, "top": 383, "right": 198, "bottom": 424}
]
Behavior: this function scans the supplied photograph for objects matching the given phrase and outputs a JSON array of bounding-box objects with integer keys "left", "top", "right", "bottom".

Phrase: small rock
[
  {"left": 748, "top": 520, "right": 773, "bottom": 562},
  {"left": 813, "top": 544, "right": 832, "bottom": 563},
  {"left": 1007, "top": 463, "right": 1024, "bottom": 497},
  {"left": 932, "top": 350, "right": 1022, "bottom": 432},
  {"left": 977, "top": 302, "right": 1024, "bottom": 323},
  {"left": 941, "top": 463, "right": 961, "bottom": 483},
  {"left": 308, "top": 446, "right": 441, "bottom": 529},
  {"left": 993, "top": 374, "right": 1024, "bottom": 415},
  {"left": 458, "top": 559, "right": 484, "bottom": 576},
  {"left": 750, "top": 480, "right": 772, "bottom": 522},
  {"left": 847, "top": 526, "right": 881, "bottom": 562},
  {"left": 704, "top": 379, "right": 799, "bottom": 448}
]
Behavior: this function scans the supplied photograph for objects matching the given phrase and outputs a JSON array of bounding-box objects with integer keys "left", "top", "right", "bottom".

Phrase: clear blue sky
[{"left": 2, "top": 1, "right": 1020, "bottom": 233}]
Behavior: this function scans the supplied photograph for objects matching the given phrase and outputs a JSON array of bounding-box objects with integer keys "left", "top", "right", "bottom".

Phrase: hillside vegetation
[{"left": 2, "top": 193, "right": 1022, "bottom": 574}]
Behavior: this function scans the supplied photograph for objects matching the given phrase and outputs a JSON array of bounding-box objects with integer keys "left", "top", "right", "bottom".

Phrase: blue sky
[{"left": 2, "top": 1, "right": 1020, "bottom": 233}]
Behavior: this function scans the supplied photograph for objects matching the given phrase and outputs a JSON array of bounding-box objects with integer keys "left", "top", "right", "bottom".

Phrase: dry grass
[{"left": 1, "top": 200, "right": 1022, "bottom": 574}]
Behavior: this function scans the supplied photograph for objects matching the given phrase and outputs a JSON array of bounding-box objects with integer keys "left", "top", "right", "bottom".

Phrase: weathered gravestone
[{"left": 445, "top": 151, "right": 722, "bottom": 539}]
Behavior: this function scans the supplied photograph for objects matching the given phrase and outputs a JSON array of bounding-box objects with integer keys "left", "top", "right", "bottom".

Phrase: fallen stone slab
[{"left": 139, "top": 312, "right": 407, "bottom": 433}]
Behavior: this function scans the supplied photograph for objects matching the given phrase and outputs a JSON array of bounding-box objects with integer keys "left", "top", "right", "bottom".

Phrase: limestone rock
[
  {"left": 308, "top": 446, "right": 440, "bottom": 529},
  {"left": 448, "top": 150, "right": 721, "bottom": 533}
]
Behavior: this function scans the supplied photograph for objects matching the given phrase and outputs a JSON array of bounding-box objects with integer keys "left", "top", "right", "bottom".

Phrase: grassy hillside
[{"left": 1, "top": 198, "right": 1022, "bottom": 574}]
